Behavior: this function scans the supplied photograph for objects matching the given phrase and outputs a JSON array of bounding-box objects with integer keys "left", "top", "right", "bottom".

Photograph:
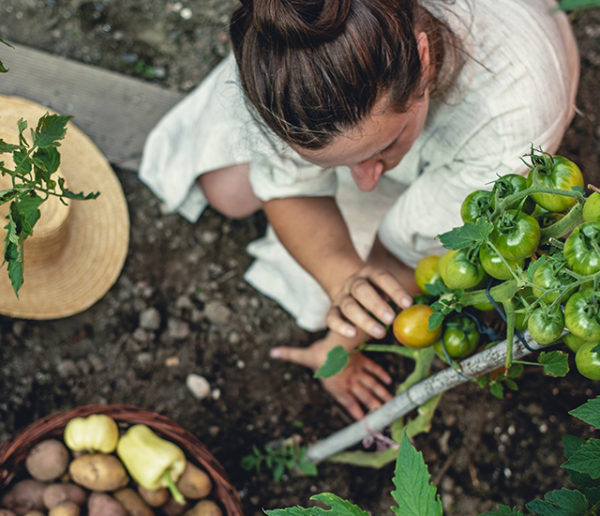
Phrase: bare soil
[{"left": 0, "top": 1, "right": 599, "bottom": 515}]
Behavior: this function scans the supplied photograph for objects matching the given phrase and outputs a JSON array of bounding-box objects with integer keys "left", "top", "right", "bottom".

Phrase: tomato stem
[
  {"left": 539, "top": 202, "right": 584, "bottom": 243},
  {"left": 503, "top": 300, "right": 516, "bottom": 369},
  {"left": 459, "top": 279, "right": 520, "bottom": 308},
  {"left": 589, "top": 184, "right": 600, "bottom": 194}
]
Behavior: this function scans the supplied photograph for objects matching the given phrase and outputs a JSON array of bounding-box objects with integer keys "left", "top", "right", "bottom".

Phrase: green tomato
[
  {"left": 528, "top": 154, "right": 584, "bottom": 212},
  {"left": 479, "top": 244, "right": 524, "bottom": 280},
  {"left": 531, "top": 259, "right": 577, "bottom": 303},
  {"left": 439, "top": 249, "right": 486, "bottom": 290},
  {"left": 527, "top": 306, "right": 564, "bottom": 345},
  {"left": 583, "top": 192, "right": 600, "bottom": 223},
  {"left": 414, "top": 255, "right": 441, "bottom": 295},
  {"left": 461, "top": 190, "right": 492, "bottom": 223},
  {"left": 435, "top": 316, "right": 480, "bottom": 359},
  {"left": 562, "top": 333, "right": 588, "bottom": 353},
  {"left": 491, "top": 173, "right": 535, "bottom": 214},
  {"left": 564, "top": 290, "right": 600, "bottom": 341},
  {"left": 490, "top": 210, "right": 541, "bottom": 261},
  {"left": 575, "top": 341, "right": 600, "bottom": 380},
  {"left": 532, "top": 204, "right": 564, "bottom": 228},
  {"left": 564, "top": 222, "right": 600, "bottom": 276}
]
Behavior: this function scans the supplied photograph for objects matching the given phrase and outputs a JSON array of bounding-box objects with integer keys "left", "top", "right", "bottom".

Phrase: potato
[
  {"left": 1, "top": 479, "right": 46, "bottom": 514},
  {"left": 69, "top": 454, "right": 128, "bottom": 491},
  {"left": 43, "top": 483, "right": 86, "bottom": 509},
  {"left": 161, "top": 497, "right": 188, "bottom": 516},
  {"left": 184, "top": 500, "right": 222, "bottom": 516},
  {"left": 87, "top": 493, "right": 126, "bottom": 516},
  {"left": 113, "top": 488, "right": 153, "bottom": 516},
  {"left": 176, "top": 463, "right": 212, "bottom": 499},
  {"left": 25, "top": 439, "right": 70, "bottom": 482},
  {"left": 49, "top": 501, "right": 80, "bottom": 516},
  {"left": 136, "top": 486, "right": 169, "bottom": 507}
]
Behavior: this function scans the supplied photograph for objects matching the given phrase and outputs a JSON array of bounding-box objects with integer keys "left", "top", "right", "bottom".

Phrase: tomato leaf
[
  {"left": 314, "top": 346, "right": 348, "bottom": 378},
  {"left": 32, "top": 114, "right": 71, "bottom": 148},
  {"left": 297, "top": 460, "right": 318, "bottom": 476},
  {"left": 538, "top": 351, "right": 569, "bottom": 377},
  {"left": 526, "top": 488, "right": 589, "bottom": 515},
  {"left": 264, "top": 493, "right": 370, "bottom": 515},
  {"left": 437, "top": 219, "right": 493, "bottom": 250},
  {"left": 390, "top": 433, "right": 443, "bottom": 516},
  {"left": 526, "top": 254, "right": 547, "bottom": 282},
  {"left": 0, "top": 139, "right": 20, "bottom": 153},
  {"left": 489, "top": 382, "right": 504, "bottom": 399},
  {"left": 57, "top": 177, "right": 100, "bottom": 201},
  {"left": 428, "top": 311, "right": 444, "bottom": 331},
  {"left": 478, "top": 505, "right": 524, "bottom": 516},
  {"left": 569, "top": 397, "right": 600, "bottom": 428},
  {"left": 562, "top": 439, "right": 600, "bottom": 479}
]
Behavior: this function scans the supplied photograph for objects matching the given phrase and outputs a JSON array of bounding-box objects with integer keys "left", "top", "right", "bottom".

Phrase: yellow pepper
[
  {"left": 63, "top": 414, "right": 119, "bottom": 453},
  {"left": 117, "top": 424, "right": 186, "bottom": 503}
]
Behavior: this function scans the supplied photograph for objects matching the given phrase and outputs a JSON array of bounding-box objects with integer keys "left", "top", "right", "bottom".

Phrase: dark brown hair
[{"left": 230, "top": 0, "right": 462, "bottom": 149}]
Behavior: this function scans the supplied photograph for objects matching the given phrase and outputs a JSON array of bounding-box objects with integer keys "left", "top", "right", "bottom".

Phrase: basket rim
[{"left": 0, "top": 403, "right": 243, "bottom": 515}]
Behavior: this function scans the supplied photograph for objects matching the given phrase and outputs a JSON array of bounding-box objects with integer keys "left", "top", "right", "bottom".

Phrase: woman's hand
[
  {"left": 327, "top": 265, "right": 413, "bottom": 339},
  {"left": 270, "top": 334, "right": 394, "bottom": 420}
]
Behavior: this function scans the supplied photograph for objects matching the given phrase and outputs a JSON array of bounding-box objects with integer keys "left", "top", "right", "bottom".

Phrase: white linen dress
[{"left": 139, "top": 0, "right": 579, "bottom": 331}]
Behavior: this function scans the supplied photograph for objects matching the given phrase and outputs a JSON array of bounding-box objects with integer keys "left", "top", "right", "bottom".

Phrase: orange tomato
[{"left": 392, "top": 304, "right": 441, "bottom": 349}]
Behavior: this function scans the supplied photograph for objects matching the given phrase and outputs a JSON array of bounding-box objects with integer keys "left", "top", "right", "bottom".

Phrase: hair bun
[{"left": 251, "top": 0, "right": 352, "bottom": 46}]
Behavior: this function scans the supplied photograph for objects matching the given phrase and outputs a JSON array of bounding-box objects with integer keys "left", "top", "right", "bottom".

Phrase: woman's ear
[{"left": 416, "top": 31, "right": 431, "bottom": 79}]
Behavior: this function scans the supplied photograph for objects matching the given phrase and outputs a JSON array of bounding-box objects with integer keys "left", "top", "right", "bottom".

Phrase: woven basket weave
[{"left": 0, "top": 404, "right": 243, "bottom": 515}]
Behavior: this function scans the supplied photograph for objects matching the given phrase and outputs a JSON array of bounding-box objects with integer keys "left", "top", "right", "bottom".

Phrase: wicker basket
[{"left": 0, "top": 404, "right": 243, "bottom": 515}]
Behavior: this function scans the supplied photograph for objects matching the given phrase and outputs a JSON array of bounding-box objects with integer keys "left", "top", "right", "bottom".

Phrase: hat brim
[{"left": 0, "top": 96, "right": 130, "bottom": 319}]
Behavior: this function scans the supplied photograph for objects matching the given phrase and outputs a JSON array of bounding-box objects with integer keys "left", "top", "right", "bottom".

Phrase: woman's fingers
[{"left": 328, "top": 266, "right": 413, "bottom": 338}]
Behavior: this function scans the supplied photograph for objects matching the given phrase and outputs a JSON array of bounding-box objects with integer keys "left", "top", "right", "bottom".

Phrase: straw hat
[{"left": 0, "top": 96, "right": 129, "bottom": 319}]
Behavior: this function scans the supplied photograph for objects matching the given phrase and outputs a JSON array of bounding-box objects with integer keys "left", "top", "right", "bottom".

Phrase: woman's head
[{"left": 230, "top": 0, "right": 458, "bottom": 150}]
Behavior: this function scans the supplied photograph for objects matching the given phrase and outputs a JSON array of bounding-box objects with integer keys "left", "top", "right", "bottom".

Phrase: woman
[{"left": 139, "top": 0, "right": 579, "bottom": 419}]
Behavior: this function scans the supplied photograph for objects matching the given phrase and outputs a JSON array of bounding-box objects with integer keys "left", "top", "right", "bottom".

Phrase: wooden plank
[{"left": 0, "top": 43, "right": 184, "bottom": 171}]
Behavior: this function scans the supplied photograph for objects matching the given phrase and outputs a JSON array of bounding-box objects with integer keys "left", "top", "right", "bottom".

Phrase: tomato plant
[
  {"left": 491, "top": 173, "right": 535, "bottom": 214},
  {"left": 439, "top": 248, "right": 485, "bottom": 290},
  {"left": 583, "top": 191, "right": 600, "bottom": 223},
  {"left": 563, "top": 222, "right": 600, "bottom": 276},
  {"left": 574, "top": 341, "right": 600, "bottom": 380},
  {"left": 531, "top": 258, "right": 576, "bottom": 303},
  {"left": 461, "top": 189, "right": 492, "bottom": 223},
  {"left": 527, "top": 152, "right": 584, "bottom": 212},
  {"left": 414, "top": 255, "right": 441, "bottom": 295},
  {"left": 392, "top": 304, "right": 441, "bottom": 349},
  {"left": 564, "top": 290, "right": 600, "bottom": 341},
  {"left": 435, "top": 315, "right": 480, "bottom": 358},
  {"left": 490, "top": 210, "right": 541, "bottom": 261},
  {"left": 527, "top": 306, "right": 564, "bottom": 345},
  {"left": 479, "top": 243, "right": 524, "bottom": 280}
]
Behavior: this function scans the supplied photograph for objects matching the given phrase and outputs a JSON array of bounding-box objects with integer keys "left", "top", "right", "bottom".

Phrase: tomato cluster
[{"left": 392, "top": 149, "right": 600, "bottom": 381}]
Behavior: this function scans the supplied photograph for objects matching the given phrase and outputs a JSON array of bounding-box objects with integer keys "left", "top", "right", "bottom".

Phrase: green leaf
[
  {"left": 478, "top": 505, "right": 524, "bottom": 515},
  {"left": 273, "top": 462, "right": 285, "bottom": 482},
  {"left": 57, "top": 177, "right": 100, "bottom": 200},
  {"left": 264, "top": 493, "right": 370, "bottom": 515},
  {"left": 12, "top": 149, "right": 32, "bottom": 175},
  {"left": 428, "top": 311, "right": 444, "bottom": 330},
  {"left": 562, "top": 439, "right": 600, "bottom": 479},
  {"left": 525, "top": 488, "right": 589, "bottom": 515},
  {"left": 298, "top": 460, "right": 318, "bottom": 476},
  {"left": 569, "top": 397, "right": 600, "bottom": 428},
  {"left": 538, "top": 351, "right": 569, "bottom": 377},
  {"left": 437, "top": 219, "right": 494, "bottom": 250},
  {"left": 507, "top": 363, "right": 524, "bottom": 379},
  {"left": 0, "top": 139, "right": 20, "bottom": 153},
  {"left": 32, "top": 114, "right": 71, "bottom": 148},
  {"left": 490, "top": 382, "right": 504, "bottom": 399},
  {"left": 32, "top": 146, "right": 61, "bottom": 181},
  {"left": 314, "top": 346, "right": 349, "bottom": 378},
  {"left": 559, "top": 0, "right": 600, "bottom": 10},
  {"left": 13, "top": 193, "right": 44, "bottom": 239},
  {"left": 390, "top": 434, "right": 443, "bottom": 516},
  {"left": 582, "top": 486, "right": 600, "bottom": 506},
  {"left": 562, "top": 435, "right": 598, "bottom": 490},
  {"left": 0, "top": 60, "right": 7, "bottom": 73}
]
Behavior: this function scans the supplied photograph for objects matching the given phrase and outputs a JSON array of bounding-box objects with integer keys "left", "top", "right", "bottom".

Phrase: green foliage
[
  {"left": 559, "top": 0, "right": 600, "bottom": 9},
  {"left": 437, "top": 219, "right": 493, "bottom": 251},
  {"left": 475, "top": 364, "right": 523, "bottom": 399},
  {"left": 0, "top": 114, "right": 99, "bottom": 295},
  {"left": 264, "top": 493, "right": 369, "bottom": 515},
  {"left": 538, "top": 351, "right": 570, "bottom": 377},
  {"left": 264, "top": 397, "right": 600, "bottom": 515},
  {"left": 314, "top": 345, "right": 348, "bottom": 378},
  {"left": 241, "top": 440, "right": 317, "bottom": 483},
  {"left": 390, "top": 434, "right": 443, "bottom": 516}
]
